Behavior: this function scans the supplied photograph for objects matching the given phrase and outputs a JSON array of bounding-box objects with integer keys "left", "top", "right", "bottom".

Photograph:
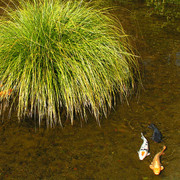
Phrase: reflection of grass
[{"left": 0, "top": 0, "right": 140, "bottom": 127}]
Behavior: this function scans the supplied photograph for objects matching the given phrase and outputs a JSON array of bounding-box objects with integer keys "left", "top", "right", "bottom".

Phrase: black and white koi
[{"left": 138, "top": 133, "right": 150, "bottom": 160}]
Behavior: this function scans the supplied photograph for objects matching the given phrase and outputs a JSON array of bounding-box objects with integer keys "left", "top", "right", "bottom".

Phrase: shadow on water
[{"left": 0, "top": 1, "right": 180, "bottom": 179}]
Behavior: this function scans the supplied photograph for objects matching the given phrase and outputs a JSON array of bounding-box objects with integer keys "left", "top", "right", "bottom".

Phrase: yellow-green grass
[{"left": 0, "top": 0, "right": 140, "bottom": 127}]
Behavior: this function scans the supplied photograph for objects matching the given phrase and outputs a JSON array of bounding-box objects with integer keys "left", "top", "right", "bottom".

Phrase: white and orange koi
[{"left": 138, "top": 133, "right": 150, "bottom": 160}]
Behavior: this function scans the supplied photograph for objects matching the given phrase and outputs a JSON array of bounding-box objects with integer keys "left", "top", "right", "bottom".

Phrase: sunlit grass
[{"left": 0, "top": 0, "right": 140, "bottom": 127}]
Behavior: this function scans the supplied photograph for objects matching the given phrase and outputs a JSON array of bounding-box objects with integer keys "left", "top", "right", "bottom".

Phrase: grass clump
[{"left": 0, "top": 0, "right": 140, "bottom": 127}]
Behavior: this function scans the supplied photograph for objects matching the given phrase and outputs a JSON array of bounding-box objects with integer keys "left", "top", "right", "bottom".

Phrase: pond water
[{"left": 0, "top": 1, "right": 180, "bottom": 179}]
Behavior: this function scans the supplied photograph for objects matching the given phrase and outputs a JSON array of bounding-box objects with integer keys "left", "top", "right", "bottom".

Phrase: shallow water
[{"left": 0, "top": 1, "right": 180, "bottom": 180}]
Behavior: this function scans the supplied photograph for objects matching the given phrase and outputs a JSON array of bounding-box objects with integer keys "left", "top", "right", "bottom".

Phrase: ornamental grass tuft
[{"left": 0, "top": 0, "right": 140, "bottom": 127}]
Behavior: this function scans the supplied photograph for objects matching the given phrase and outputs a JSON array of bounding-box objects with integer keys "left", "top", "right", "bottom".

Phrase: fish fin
[
  {"left": 147, "top": 153, "right": 150, "bottom": 156},
  {"left": 149, "top": 164, "right": 153, "bottom": 169},
  {"left": 161, "top": 166, "right": 164, "bottom": 170}
]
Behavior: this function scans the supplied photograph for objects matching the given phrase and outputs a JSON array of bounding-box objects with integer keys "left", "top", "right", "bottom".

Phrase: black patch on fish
[{"left": 148, "top": 123, "right": 162, "bottom": 143}]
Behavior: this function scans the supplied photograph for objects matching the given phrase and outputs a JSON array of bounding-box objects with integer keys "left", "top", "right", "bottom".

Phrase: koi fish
[
  {"left": 149, "top": 146, "right": 166, "bottom": 175},
  {"left": 0, "top": 89, "right": 13, "bottom": 97},
  {"left": 148, "top": 123, "right": 162, "bottom": 143},
  {"left": 138, "top": 133, "right": 150, "bottom": 160}
]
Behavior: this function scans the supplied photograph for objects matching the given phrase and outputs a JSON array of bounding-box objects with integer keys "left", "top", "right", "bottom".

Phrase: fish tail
[
  {"left": 148, "top": 123, "right": 155, "bottom": 129},
  {"left": 160, "top": 146, "right": 166, "bottom": 155},
  {"left": 162, "top": 145, "right": 166, "bottom": 152},
  {"left": 141, "top": 133, "right": 145, "bottom": 140}
]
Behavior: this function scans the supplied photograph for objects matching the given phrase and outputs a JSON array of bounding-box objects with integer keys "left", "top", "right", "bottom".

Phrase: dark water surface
[{"left": 0, "top": 1, "right": 180, "bottom": 180}]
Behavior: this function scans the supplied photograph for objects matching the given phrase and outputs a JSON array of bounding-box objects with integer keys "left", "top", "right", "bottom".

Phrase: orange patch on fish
[{"left": 141, "top": 151, "right": 145, "bottom": 156}]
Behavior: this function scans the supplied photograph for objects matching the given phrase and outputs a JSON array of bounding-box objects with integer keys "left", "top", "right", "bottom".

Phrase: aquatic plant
[{"left": 0, "top": 0, "right": 140, "bottom": 127}]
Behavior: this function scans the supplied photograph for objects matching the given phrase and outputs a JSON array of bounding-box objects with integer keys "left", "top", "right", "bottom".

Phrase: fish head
[{"left": 153, "top": 167, "right": 161, "bottom": 175}]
